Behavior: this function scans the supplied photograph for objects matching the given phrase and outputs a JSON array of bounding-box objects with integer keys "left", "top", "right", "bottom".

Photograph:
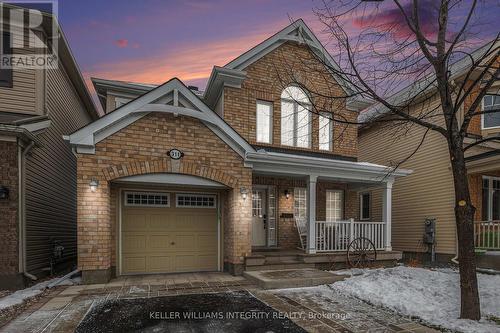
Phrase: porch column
[
  {"left": 382, "top": 179, "right": 394, "bottom": 251},
  {"left": 306, "top": 175, "right": 318, "bottom": 254}
]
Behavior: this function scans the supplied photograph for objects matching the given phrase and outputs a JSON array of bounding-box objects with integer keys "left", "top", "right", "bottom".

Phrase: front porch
[{"left": 246, "top": 151, "right": 410, "bottom": 270}]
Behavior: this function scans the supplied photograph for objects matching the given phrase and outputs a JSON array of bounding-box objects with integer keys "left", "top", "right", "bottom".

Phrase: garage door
[{"left": 121, "top": 191, "right": 218, "bottom": 274}]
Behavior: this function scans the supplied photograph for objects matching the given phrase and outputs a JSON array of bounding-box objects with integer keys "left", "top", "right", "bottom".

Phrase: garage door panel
[
  {"left": 197, "top": 233, "right": 218, "bottom": 251},
  {"left": 149, "top": 234, "right": 172, "bottom": 251},
  {"left": 123, "top": 214, "right": 148, "bottom": 231},
  {"left": 173, "top": 234, "right": 197, "bottom": 251},
  {"left": 121, "top": 191, "right": 218, "bottom": 275},
  {"left": 122, "top": 234, "right": 147, "bottom": 252},
  {"left": 148, "top": 255, "right": 173, "bottom": 272},
  {"left": 150, "top": 213, "right": 175, "bottom": 231},
  {"left": 123, "top": 256, "right": 147, "bottom": 273}
]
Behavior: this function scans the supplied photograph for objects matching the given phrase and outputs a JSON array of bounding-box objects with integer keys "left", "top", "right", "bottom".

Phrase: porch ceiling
[{"left": 245, "top": 151, "right": 412, "bottom": 185}]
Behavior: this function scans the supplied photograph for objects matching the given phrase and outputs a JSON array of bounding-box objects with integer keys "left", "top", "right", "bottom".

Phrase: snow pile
[
  {"left": 0, "top": 276, "right": 81, "bottom": 311},
  {"left": 330, "top": 266, "right": 500, "bottom": 333}
]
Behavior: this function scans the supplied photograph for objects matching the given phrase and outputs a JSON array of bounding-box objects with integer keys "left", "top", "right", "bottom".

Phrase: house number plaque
[{"left": 167, "top": 149, "right": 184, "bottom": 160}]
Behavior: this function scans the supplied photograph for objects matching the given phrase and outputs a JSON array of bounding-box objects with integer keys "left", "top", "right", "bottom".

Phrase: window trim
[
  {"left": 124, "top": 191, "right": 170, "bottom": 207},
  {"left": 0, "top": 32, "right": 13, "bottom": 88},
  {"left": 359, "top": 192, "right": 371, "bottom": 221},
  {"left": 326, "top": 189, "right": 344, "bottom": 222},
  {"left": 281, "top": 87, "right": 312, "bottom": 148},
  {"left": 175, "top": 193, "right": 217, "bottom": 208},
  {"left": 319, "top": 112, "right": 332, "bottom": 151},
  {"left": 482, "top": 175, "right": 500, "bottom": 221},
  {"left": 481, "top": 94, "right": 500, "bottom": 130},
  {"left": 256, "top": 99, "right": 273, "bottom": 144},
  {"left": 293, "top": 187, "right": 307, "bottom": 220}
]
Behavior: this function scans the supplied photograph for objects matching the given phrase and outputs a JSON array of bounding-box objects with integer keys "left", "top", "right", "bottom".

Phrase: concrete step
[
  {"left": 243, "top": 268, "right": 345, "bottom": 290},
  {"left": 245, "top": 263, "right": 314, "bottom": 271},
  {"left": 264, "top": 256, "right": 302, "bottom": 264}
]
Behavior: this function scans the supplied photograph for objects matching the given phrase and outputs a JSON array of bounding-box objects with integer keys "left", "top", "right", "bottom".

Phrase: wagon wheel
[{"left": 347, "top": 237, "right": 377, "bottom": 268}]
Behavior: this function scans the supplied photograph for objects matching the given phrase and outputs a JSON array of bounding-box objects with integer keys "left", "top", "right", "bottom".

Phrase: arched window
[{"left": 280, "top": 86, "right": 311, "bottom": 148}]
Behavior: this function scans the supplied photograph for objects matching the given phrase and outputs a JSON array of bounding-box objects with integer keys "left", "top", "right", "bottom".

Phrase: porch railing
[
  {"left": 474, "top": 220, "right": 500, "bottom": 250},
  {"left": 315, "top": 219, "right": 386, "bottom": 252}
]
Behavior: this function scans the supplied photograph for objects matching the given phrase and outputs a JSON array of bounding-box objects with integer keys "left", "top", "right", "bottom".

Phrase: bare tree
[{"left": 273, "top": 0, "right": 499, "bottom": 320}]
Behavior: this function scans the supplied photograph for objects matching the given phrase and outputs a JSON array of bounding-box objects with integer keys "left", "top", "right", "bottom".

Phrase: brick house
[
  {"left": 0, "top": 4, "right": 99, "bottom": 289},
  {"left": 67, "top": 20, "right": 409, "bottom": 283},
  {"left": 358, "top": 41, "right": 500, "bottom": 262}
]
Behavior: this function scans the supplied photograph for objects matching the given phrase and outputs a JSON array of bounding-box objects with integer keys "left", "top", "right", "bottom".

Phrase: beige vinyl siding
[
  {"left": 359, "top": 99, "right": 457, "bottom": 255},
  {"left": 0, "top": 31, "right": 44, "bottom": 114},
  {"left": 24, "top": 62, "right": 92, "bottom": 274}
]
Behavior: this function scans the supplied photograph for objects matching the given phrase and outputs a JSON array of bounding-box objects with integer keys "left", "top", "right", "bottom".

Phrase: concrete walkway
[{"left": 0, "top": 272, "right": 439, "bottom": 333}]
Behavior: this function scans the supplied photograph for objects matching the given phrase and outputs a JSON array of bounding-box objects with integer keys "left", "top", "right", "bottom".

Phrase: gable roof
[
  {"left": 202, "top": 19, "right": 361, "bottom": 109},
  {"left": 224, "top": 19, "right": 356, "bottom": 95},
  {"left": 66, "top": 77, "right": 255, "bottom": 157},
  {"left": 359, "top": 39, "right": 500, "bottom": 124}
]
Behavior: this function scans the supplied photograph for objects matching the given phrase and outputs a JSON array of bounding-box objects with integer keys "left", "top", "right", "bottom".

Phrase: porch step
[
  {"left": 243, "top": 268, "right": 345, "bottom": 290},
  {"left": 245, "top": 263, "right": 314, "bottom": 271}
]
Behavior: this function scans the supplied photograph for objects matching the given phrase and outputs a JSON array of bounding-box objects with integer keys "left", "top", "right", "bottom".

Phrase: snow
[
  {"left": 0, "top": 276, "right": 81, "bottom": 311},
  {"left": 296, "top": 266, "right": 500, "bottom": 333}
]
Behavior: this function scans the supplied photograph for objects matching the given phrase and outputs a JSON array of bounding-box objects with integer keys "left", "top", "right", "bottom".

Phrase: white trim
[
  {"left": 123, "top": 191, "right": 170, "bottom": 207},
  {"left": 256, "top": 100, "right": 273, "bottom": 144},
  {"left": 67, "top": 78, "right": 255, "bottom": 157},
  {"left": 175, "top": 193, "right": 217, "bottom": 208},
  {"left": 481, "top": 94, "right": 500, "bottom": 130},
  {"left": 319, "top": 112, "right": 332, "bottom": 151},
  {"left": 482, "top": 175, "right": 500, "bottom": 221},
  {"left": 245, "top": 151, "right": 411, "bottom": 182}
]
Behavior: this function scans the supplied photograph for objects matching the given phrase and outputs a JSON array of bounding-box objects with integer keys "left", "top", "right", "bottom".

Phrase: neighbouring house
[
  {"left": 67, "top": 20, "right": 410, "bottom": 284},
  {"left": 358, "top": 41, "right": 500, "bottom": 263},
  {"left": 0, "top": 5, "right": 99, "bottom": 289}
]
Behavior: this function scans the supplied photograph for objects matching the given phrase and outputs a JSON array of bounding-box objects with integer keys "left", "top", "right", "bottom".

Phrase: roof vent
[{"left": 188, "top": 85, "right": 199, "bottom": 91}]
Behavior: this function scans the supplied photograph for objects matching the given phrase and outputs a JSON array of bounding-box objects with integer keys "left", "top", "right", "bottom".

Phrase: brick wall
[
  {"left": 0, "top": 140, "right": 19, "bottom": 279},
  {"left": 252, "top": 175, "right": 359, "bottom": 249},
  {"left": 223, "top": 42, "right": 358, "bottom": 159},
  {"left": 76, "top": 113, "right": 252, "bottom": 280}
]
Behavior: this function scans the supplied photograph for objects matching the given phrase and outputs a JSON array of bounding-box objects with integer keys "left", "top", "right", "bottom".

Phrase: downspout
[{"left": 18, "top": 140, "right": 37, "bottom": 281}]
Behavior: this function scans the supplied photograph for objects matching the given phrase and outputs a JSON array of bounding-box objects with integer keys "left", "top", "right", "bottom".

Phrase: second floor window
[
  {"left": 256, "top": 100, "right": 273, "bottom": 143},
  {"left": 281, "top": 86, "right": 311, "bottom": 148},
  {"left": 319, "top": 112, "right": 332, "bottom": 151},
  {"left": 482, "top": 95, "right": 500, "bottom": 130}
]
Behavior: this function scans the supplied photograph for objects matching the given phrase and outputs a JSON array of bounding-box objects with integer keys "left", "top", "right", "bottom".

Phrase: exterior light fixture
[
  {"left": 284, "top": 189, "right": 290, "bottom": 200},
  {"left": 89, "top": 179, "right": 99, "bottom": 192},
  {"left": 240, "top": 187, "right": 248, "bottom": 200},
  {"left": 0, "top": 186, "right": 9, "bottom": 199}
]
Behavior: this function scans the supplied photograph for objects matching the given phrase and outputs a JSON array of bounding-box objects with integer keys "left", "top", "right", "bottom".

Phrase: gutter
[{"left": 245, "top": 151, "right": 413, "bottom": 177}]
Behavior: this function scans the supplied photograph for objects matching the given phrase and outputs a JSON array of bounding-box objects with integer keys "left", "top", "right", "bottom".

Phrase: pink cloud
[
  {"left": 353, "top": 0, "right": 438, "bottom": 40},
  {"left": 114, "top": 39, "right": 129, "bottom": 48}
]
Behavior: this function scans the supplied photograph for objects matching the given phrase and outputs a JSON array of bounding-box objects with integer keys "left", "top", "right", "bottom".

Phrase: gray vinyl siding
[{"left": 24, "top": 62, "right": 92, "bottom": 275}]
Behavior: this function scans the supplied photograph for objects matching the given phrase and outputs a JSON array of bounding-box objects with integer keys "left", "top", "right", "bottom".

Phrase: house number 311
[{"left": 167, "top": 149, "right": 184, "bottom": 160}]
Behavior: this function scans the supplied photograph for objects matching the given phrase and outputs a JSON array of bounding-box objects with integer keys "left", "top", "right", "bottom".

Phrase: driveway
[{"left": 0, "top": 272, "right": 438, "bottom": 333}]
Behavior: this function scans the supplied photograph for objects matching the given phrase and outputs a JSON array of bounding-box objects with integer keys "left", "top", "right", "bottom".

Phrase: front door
[{"left": 252, "top": 189, "right": 267, "bottom": 246}]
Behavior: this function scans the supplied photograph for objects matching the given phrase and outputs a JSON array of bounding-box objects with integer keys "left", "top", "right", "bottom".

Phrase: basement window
[
  {"left": 125, "top": 192, "right": 170, "bottom": 207},
  {"left": 176, "top": 194, "right": 216, "bottom": 208}
]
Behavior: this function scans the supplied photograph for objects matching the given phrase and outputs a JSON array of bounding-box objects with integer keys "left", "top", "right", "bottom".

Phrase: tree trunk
[{"left": 449, "top": 143, "right": 481, "bottom": 320}]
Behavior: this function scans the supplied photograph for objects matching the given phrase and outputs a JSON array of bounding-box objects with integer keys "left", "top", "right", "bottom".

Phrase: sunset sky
[{"left": 52, "top": 0, "right": 498, "bottom": 101}]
